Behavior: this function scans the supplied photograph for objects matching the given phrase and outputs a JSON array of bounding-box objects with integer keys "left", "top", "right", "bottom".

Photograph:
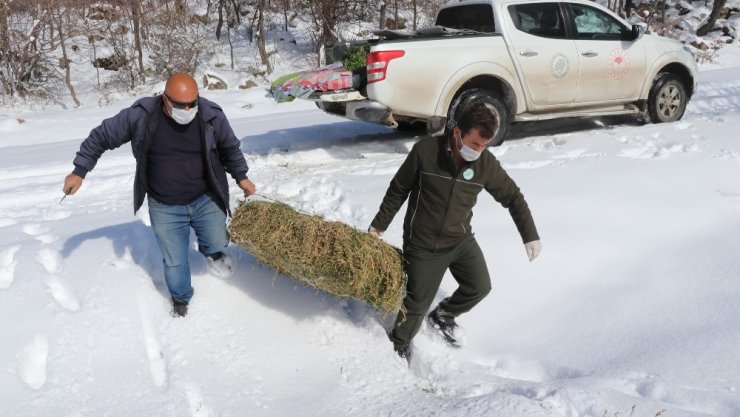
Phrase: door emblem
[
  {"left": 550, "top": 53, "right": 570, "bottom": 79},
  {"left": 608, "top": 48, "right": 631, "bottom": 80}
]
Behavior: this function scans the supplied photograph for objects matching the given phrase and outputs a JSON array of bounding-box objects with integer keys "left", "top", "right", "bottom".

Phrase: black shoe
[
  {"left": 427, "top": 307, "right": 460, "bottom": 348},
  {"left": 172, "top": 299, "right": 188, "bottom": 317},
  {"left": 393, "top": 342, "right": 411, "bottom": 364},
  {"left": 207, "top": 251, "right": 234, "bottom": 278}
]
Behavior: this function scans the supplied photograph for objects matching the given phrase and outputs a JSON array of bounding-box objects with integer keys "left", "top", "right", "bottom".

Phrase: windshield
[{"left": 436, "top": 4, "right": 496, "bottom": 33}]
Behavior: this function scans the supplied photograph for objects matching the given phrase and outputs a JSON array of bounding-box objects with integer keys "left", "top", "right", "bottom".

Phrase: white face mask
[
  {"left": 457, "top": 135, "right": 482, "bottom": 162},
  {"left": 169, "top": 105, "right": 198, "bottom": 125}
]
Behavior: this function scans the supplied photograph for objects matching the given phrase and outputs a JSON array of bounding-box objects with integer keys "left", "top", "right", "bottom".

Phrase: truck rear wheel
[
  {"left": 447, "top": 88, "right": 509, "bottom": 146},
  {"left": 647, "top": 73, "right": 688, "bottom": 123}
]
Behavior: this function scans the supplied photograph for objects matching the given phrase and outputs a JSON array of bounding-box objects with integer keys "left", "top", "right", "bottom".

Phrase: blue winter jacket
[{"left": 72, "top": 95, "right": 248, "bottom": 214}]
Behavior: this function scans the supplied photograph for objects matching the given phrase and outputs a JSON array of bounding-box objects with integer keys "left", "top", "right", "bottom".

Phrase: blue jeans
[{"left": 148, "top": 192, "right": 228, "bottom": 303}]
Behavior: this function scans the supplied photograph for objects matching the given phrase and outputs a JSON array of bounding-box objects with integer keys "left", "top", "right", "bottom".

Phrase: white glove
[
  {"left": 524, "top": 240, "right": 541, "bottom": 262},
  {"left": 368, "top": 226, "right": 384, "bottom": 237}
]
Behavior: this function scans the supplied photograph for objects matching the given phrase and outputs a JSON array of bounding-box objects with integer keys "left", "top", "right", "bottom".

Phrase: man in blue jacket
[{"left": 62, "top": 73, "right": 255, "bottom": 317}]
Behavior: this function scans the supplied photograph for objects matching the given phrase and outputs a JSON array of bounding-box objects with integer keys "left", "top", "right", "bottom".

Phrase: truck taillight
[{"left": 366, "top": 50, "right": 405, "bottom": 84}]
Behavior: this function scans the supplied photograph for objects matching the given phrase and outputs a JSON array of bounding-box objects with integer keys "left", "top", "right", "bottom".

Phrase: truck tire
[
  {"left": 647, "top": 73, "right": 688, "bottom": 123},
  {"left": 447, "top": 88, "right": 510, "bottom": 146}
]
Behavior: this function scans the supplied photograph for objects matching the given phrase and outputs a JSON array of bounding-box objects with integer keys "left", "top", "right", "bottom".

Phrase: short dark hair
[{"left": 456, "top": 102, "right": 498, "bottom": 139}]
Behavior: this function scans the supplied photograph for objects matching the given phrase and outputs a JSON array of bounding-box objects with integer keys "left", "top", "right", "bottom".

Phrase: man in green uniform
[{"left": 369, "top": 103, "right": 541, "bottom": 359}]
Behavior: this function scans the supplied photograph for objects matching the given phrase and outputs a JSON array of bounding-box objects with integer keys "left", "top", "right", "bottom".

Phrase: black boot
[
  {"left": 172, "top": 299, "right": 188, "bottom": 317},
  {"left": 427, "top": 307, "right": 460, "bottom": 348},
  {"left": 207, "top": 251, "right": 234, "bottom": 278},
  {"left": 393, "top": 342, "right": 411, "bottom": 364}
]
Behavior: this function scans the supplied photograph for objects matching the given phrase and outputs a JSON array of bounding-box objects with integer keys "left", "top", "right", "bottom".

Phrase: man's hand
[
  {"left": 238, "top": 178, "right": 256, "bottom": 197},
  {"left": 368, "top": 226, "right": 384, "bottom": 237},
  {"left": 524, "top": 240, "right": 541, "bottom": 262},
  {"left": 63, "top": 173, "right": 83, "bottom": 195}
]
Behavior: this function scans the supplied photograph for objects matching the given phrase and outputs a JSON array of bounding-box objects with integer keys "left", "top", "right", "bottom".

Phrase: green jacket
[{"left": 371, "top": 136, "right": 539, "bottom": 251}]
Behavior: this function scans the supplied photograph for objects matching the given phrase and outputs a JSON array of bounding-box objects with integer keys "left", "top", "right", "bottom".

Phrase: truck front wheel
[
  {"left": 647, "top": 73, "right": 688, "bottom": 123},
  {"left": 447, "top": 88, "right": 509, "bottom": 146}
]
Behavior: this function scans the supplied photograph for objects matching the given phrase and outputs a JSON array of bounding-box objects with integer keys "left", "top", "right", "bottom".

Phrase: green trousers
[{"left": 389, "top": 237, "right": 491, "bottom": 347}]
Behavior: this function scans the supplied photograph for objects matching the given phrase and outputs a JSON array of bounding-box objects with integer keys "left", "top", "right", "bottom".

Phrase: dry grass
[
  {"left": 228, "top": 200, "right": 406, "bottom": 316},
  {"left": 602, "top": 406, "right": 667, "bottom": 417}
]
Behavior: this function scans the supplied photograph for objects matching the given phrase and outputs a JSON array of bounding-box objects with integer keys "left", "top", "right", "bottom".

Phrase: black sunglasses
[{"left": 164, "top": 94, "right": 198, "bottom": 109}]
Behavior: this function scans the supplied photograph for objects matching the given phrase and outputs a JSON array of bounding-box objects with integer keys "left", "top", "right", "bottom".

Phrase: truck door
[
  {"left": 566, "top": 2, "right": 646, "bottom": 103},
  {"left": 506, "top": 2, "right": 579, "bottom": 107}
]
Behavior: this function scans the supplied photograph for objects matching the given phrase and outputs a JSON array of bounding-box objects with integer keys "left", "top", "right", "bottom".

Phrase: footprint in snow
[
  {"left": 531, "top": 137, "right": 568, "bottom": 152},
  {"left": 0, "top": 245, "right": 21, "bottom": 289},
  {"left": 40, "top": 207, "right": 72, "bottom": 221},
  {"left": 19, "top": 335, "right": 49, "bottom": 390},
  {"left": 0, "top": 218, "right": 17, "bottom": 227},
  {"left": 36, "top": 248, "right": 63, "bottom": 274},
  {"left": 35, "top": 234, "right": 59, "bottom": 244},
  {"left": 44, "top": 275, "right": 81, "bottom": 312},
  {"left": 137, "top": 295, "right": 168, "bottom": 388},
  {"left": 186, "top": 384, "right": 213, "bottom": 417},
  {"left": 22, "top": 223, "right": 49, "bottom": 236},
  {"left": 619, "top": 140, "right": 698, "bottom": 159},
  {"left": 35, "top": 248, "right": 80, "bottom": 310},
  {"left": 552, "top": 149, "right": 587, "bottom": 160},
  {"left": 717, "top": 149, "right": 740, "bottom": 161}
]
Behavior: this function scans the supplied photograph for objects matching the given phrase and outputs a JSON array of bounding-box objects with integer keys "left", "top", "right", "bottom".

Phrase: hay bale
[{"left": 228, "top": 200, "right": 405, "bottom": 315}]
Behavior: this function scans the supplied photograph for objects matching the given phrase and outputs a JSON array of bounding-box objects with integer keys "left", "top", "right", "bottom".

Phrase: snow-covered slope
[{"left": 2, "top": 47, "right": 740, "bottom": 417}]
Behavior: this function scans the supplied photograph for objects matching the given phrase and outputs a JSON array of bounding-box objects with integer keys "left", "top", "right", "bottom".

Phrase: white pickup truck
[{"left": 314, "top": 0, "right": 698, "bottom": 145}]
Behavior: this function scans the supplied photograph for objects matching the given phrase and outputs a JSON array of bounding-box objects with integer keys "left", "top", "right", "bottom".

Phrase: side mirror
[{"left": 630, "top": 24, "right": 644, "bottom": 41}]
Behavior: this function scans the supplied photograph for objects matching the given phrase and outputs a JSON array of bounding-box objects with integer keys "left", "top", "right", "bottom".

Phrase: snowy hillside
[{"left": 2, "top": 40, "right": 740, "bottom": 417}]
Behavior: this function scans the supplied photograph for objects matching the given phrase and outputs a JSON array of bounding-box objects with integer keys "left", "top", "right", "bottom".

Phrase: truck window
[
  {"left": 569, "top": 3, "right": 629, "bottom": 40},
  {"left": 508, "top": 3, "right": 566, "bottom": 39},
  {"left": 436, "top": 4, "right": 495, "bottom": 33}
]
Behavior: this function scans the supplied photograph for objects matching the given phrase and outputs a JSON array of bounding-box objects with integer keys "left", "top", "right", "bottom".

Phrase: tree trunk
[
  {"left": 91, "top": 36, "right": 100, "bottom": 87},
  {"left": 379, "top": 2, "right": 386, "bottom": 30},
  {"left": 413, "top": 0, "right": 417, "bottom": 31},
  {"left": 130, "top": 0, "right": 145, "bottom": 81},
  {"left": 283, "top": 0, "right": 289, "bottom": 31},
  {"left": 257, "top": 0, "right": 273, "bottom": 74},
  {"left": 661, "top": 0, "right": 666, "bottom": 34},
  {"left": 0, "top": 3, "right": 12, "bottom": 96},
  {"left": 55, "top": 8, "right": 81, "bottom": 107},
  {"left": 230, "top": 0, "right": 241, "bottom": 25},
  {"left": 248, "top": 6, "right": 258, "bottom": 44},
  {"left": 216, "top": 0, "right": 224, "bottom": 40},
  {"left": 697, "top": 0, "right": 728, "bottom": 36},
  {"left": 227, "top": 25, "right": 234, "bottom": 69}
]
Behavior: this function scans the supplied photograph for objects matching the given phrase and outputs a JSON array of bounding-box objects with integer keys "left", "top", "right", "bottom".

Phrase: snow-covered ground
[{"left": 2, "top": 44, "right": 740, "bottom": 416}]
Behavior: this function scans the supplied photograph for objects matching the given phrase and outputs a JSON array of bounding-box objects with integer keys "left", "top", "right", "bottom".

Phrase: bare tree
[
  {"left": 216, "top": 0, "right": 225, "bottom": 40},
  {"left": 281, "top": 0, "right": 290, "bottom": 31},
  {"left": 256, "top": 0, "right": 273, "bottom": 74},
  {"left": 697, "top": 0, "right": 728, "bottom": 36},
  {"left": 0, "top": 2, "right": 54, "bottom": 98},
  {"left": 129, "top": 0, "right": 145, "bottom": 81},
  {"left": 52, "top": 2, "right": 81, "bottom": 106},
  {"left": 379, "top": 1, "right": 387, "bottom": 29},
  {"left": 413, "top": 0, "right": 418, "bottom": 31},
  {"left": 147, "top": 0, "right": 208, "bottom": 77},
  {"left": 0, "top": 1, "right": 12, "bottom": 96}
]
